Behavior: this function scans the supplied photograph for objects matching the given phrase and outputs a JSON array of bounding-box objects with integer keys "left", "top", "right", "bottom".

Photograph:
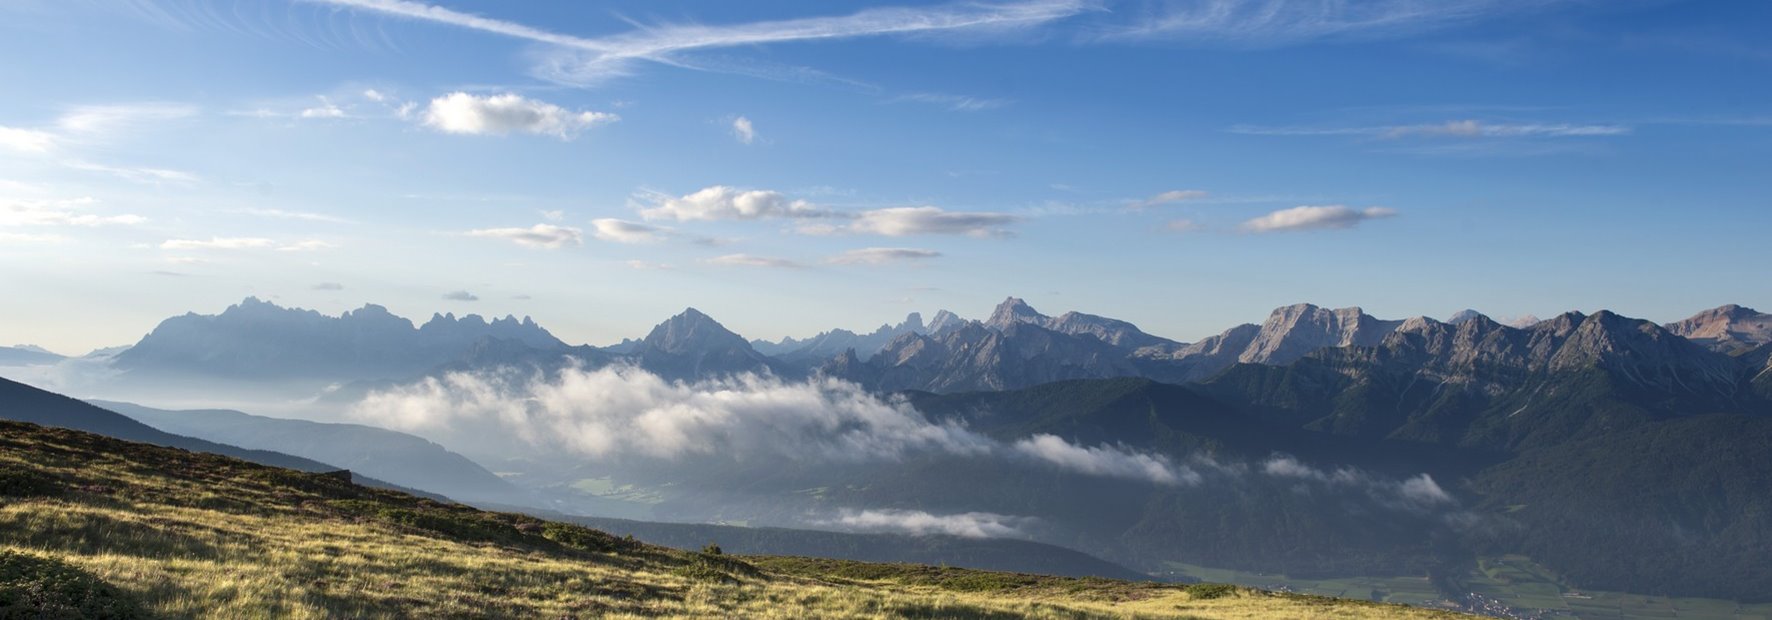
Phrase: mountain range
[{"left": 7, "top": 296, "right": 1772, "bottom": 603}]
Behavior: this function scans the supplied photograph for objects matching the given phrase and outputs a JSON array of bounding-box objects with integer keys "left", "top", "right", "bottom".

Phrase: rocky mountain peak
[
  {"left": 986, "top": 297, "right": 1047, "bottom": 329},
  {"left": 643, "top": 308, "right": 750, "bottom": 355},
  {"left": 1447, "top": 309, "right": 1486, "bottom": 324},
  {"left": 1666, "top": 304, "right": 1772, "bottom": 354}
]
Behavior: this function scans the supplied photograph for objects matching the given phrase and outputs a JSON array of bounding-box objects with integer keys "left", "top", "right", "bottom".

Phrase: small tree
[{"left": 701, "top": 542, "right": 723, "bottom": 556}]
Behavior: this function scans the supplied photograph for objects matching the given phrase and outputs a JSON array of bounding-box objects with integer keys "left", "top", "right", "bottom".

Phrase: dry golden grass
[{"left": 0, "top": 421, "right": 1476, "bottom": 619}]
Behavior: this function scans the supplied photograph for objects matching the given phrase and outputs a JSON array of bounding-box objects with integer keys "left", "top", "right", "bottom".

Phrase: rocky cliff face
[
  {"left": 1201, "top": 309, "right": 1764, "bottom": 450},
  {"left": 1665, "top": 304, "right": 1772, "bottom": 354}
]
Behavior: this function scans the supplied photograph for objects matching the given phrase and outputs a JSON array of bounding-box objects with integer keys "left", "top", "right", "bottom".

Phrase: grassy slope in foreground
[{"left": 0, "top": 421, "right": 1473, "bottom": 619}]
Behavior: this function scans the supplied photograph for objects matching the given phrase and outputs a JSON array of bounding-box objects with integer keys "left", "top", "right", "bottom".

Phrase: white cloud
[
  {"left": 731, "top": 116, "right": 757, "bottom": 144},
  {"left": 318, "top": 0, "right": 1091, "bottom": 86},
  {"left": 820, "top": 509, "right": 1032, "bottom": 539},
  {"left": 0, "top": 126, "right": 56, "bottom": 153},
  {"left": 421, "top": 92, "right": 617, "bottom": 138},
  {"left": 54, "top": 103, "right": 196, "bottom": 135},
  {"left": 276, "top": 240, "right": 335, "bottom": 252},
  {"left": 1241, "top": 205, "right": 1396, "bottom": 233},
  {"left": 465, "top": 223, "right": 584, "bottom": 249},
  {"left": 0, "top": 231, "right": 68, "bottom": 244},
  {"left": 827, "top": 247, "right": 942, "bottom": 265},
  {"left": 833, "top": 206, "right": 1018, "bottom": 238},
  {"left": 1, "top": 197, "right": 145, "bottom": 228},
  {"left": 638, "top": 186, "right": 828, "bottom": 221},
  {"left": 707, "top": 254, "right": 803, "bottom": 269},
  {"left": 299, "top": 98, "right": 347, "bottom": 119},
  {"left": 363, "top": 89, "right": 388, "bottom": 102},
  {"left": 443, "top": 290, "right": 479, "bottom": 302},
  {"left": 1137, "top": 189, "right": 1209, "bottom": 207},
  {"left": 1011, "top": 434, "right": 1199, "bottom": 485},
  {"left": 159, "top": 237, "right": 278, "bottom": 250},
  {"left": 539, "top": 209, "right": 565, "bottom": 221},
  {"left": 624, "top": 260, "right": 673, "bottom": 270},
  {"left": 590, "top": 218, "right": 667, "bottom": 244},
  {"left": 894, "top": 93, "right": 1010, "bottom": 112},
  {"left": 1261, "top": 455, "right": 1454, "bottom": 512},
  {"left": 63, "top": 160, "right": 200, "bottom": 185}
]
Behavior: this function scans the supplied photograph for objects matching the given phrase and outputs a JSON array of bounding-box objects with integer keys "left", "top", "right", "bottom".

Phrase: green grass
[{"left": 0, "top": 420, "right": 1480, "bottom": 619}]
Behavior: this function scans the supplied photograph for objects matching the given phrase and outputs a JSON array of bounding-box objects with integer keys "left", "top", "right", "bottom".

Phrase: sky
[{"left": 2, "top": 0, "right": 1769, "bottom": 354}]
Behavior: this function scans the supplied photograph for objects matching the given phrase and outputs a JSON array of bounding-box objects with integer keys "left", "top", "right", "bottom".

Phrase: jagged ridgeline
[{"left": 0, "top": 420, "right": 1472, "bottom": 619}]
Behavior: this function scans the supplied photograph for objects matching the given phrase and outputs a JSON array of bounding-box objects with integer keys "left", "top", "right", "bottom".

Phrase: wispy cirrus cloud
[
  {"left": 1135, "top": 189, "right": 1209, "bottom": 207},
  {"left": 893, "top": 93, "right": 1011, "bottom": 112},
  {"left": 1106, "top": 0, "right": 1574, "bottom": 44},
  {"left": 827, "top": 247, "right": 943, "bottom": 265},
  {"left": 1231, "top": 119, "right": 1631, "bottom": 139},
  {"left": 706, "top": 254, "right": 803, "bottom": 269},
  {"left": 310, "top": 0, "right": 1092, "bottom": 86},
  {"left": 227, "top": 208, "right": 351, "bottom": 224},
  {"left": 1242, "top": 205, "right": 1396, "bottom": 233},
  {"left": 159, "top": 237, "right": 333, "bottom": 251}
]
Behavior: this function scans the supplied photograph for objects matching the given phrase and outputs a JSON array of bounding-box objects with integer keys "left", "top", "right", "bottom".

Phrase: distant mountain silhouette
[
  {"left": 96, "top": 400, "right": 528, "bottom": 506},
  {"left": 111, "top": 297, "right": 567, "bottom": 381},
  {"left": 0, "top": 375, "right": 426, "bottom": 497}
]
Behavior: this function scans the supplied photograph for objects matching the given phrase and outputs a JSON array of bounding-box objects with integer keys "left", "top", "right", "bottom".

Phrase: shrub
[
  {"left": 0, "top": 550, "right": 144, "bottom": 619},
  {"left": 701, "top": 543, "right": 723, "bottom": 556},
  {"left": 1186, "top": 583, "right": 1238, "bottom": 600},
  {"left": 0, "top": 468, "right": 62, "bottom": 498}
]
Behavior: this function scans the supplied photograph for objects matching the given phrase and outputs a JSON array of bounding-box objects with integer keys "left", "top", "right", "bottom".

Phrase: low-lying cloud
[
  {"left": 1262, "top": 455, "right": 1454, "bottom": 512},
  {"left": 818, "top": 509, "right": 1034, "bottom": 539},
  {"left": 1012, "top": 434, "right": 1199, "bottom": 486}
]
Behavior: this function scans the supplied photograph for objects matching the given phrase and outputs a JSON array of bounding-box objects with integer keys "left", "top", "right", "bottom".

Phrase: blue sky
[{"left": 2, "top": 0, "right": 1768, "bottom": 353}]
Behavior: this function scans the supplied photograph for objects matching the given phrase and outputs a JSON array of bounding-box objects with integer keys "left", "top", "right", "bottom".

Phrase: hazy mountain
[
  {"left": 631, "top": 308, "right": 782, "bottom": 381},
  {"left": 0, "top": 375, "right": 421, "bottom": 495},
  {"left": 0, "top": 345, "right": 64, "bottom": 366},
  {"left": 96, "top": 400, "right": 528, "bottom": 506},
  {"left": 984, "top": 297, "right": 1181, "bottom": 351},
  {"left": 751, "top": 312, "right": 926, "bottom": 363},
  {"left": 826, "top": 320, "right": 1141, "bottom": 393},
  {"left": 112, "top": 297, "right": 567, "bottom": 381},
  {"left": 1446, "top": 309, "right": 1484, "bottom": 324},
  {"left": 926, "top": 309, "right": 966, "bottom": 334},
  {"left": 1666, "top": 304, "right": 1772, "bottom": 354}
]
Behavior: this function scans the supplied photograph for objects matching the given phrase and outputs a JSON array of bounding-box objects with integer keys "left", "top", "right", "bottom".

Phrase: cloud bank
[
  {"left": 819, "top": 509, "right": 1034, "bottom": 538},
  {"left": 465, "top": 223, "right": 584, "bottom": 248}
]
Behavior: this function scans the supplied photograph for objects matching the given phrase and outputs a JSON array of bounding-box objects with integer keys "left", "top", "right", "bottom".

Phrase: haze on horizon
[{"left": 3, "top": 0, "right": 1769, "bottom": 354}]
